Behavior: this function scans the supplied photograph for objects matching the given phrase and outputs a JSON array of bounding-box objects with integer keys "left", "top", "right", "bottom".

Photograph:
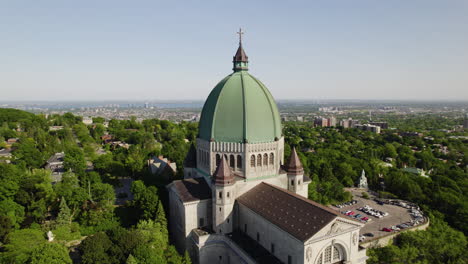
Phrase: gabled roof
[
  {"left": 172, "top": 177, "right": 212, "bottom": 203},
  {"left": 183, "top": 143, "right": 197, "bottom": 168},
  {"left": 237, "top": 183, "right": 353, "bottom": 242},
  {"left": 286, "top": 147, "right": 304, "bottom": 175},
  {"left": 213, "top": 156, "right": 235, "bottom": 186}
]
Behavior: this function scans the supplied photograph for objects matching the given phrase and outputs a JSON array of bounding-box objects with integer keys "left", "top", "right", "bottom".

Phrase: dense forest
[
  {"left": 0, "top": 107, "right": 466, "bottom": 263},
  {"left": 0, "top": 108, "right": 193, "bottom": 263}
]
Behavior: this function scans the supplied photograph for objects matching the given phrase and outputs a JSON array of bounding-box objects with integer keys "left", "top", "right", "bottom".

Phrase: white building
[{"left": 167, "top": 36, "right": 367, "bottom": 264}]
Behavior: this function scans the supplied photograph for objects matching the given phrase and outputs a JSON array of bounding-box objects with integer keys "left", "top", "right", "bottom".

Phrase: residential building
[
  {"left": 368, "top": 122, "right": 388, "bottom": 129},
  {"left": 45, "top": 152, "right": 65, "bottom": 183},
  {"left": 354, "top": 124, "right": 381, "bottom": 134},
  {"left": 148, "top": 155, "right": 177, "bottom": 179}
]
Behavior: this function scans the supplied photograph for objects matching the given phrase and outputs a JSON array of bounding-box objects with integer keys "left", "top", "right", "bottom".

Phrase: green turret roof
[{"left": 198, "top": 37, "right": 281, "bottom": 143}]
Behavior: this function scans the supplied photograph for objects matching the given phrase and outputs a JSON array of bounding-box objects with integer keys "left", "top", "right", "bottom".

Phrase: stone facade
[{"left": 166, "top": 38, "right": 367, "bottom": 264}]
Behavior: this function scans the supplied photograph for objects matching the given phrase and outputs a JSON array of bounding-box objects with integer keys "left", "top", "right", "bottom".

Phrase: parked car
[
  {"left": 382, "top": 228, "right": 392, "bottom": 232},
  {"left": 363, "top": 233, "right": 375, "bottom": 237}
]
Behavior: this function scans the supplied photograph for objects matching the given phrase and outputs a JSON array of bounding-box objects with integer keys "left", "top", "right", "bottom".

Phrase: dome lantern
[
  {"left": 233, "top": 28, "right": 249, "bottom": 72},
  {"left": 198, "top": 30, "right": 281, "bottom": 143}
]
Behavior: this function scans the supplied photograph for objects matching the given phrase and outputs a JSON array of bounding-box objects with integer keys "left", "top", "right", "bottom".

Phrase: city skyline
[{"left": 1, "top": 0, "right": 467, "bottom": 101}]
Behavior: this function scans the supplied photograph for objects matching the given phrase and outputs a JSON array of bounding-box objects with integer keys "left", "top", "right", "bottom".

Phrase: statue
[
  {"left": 358, "top": 170, "right": 368, "bottom": 189},
  {"left": 47, "top": 230, "right": 54, "bottom": 241}
]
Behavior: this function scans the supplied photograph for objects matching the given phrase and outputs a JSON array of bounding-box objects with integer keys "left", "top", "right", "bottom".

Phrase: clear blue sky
[{"left": 1, "top": 0, "right": 467, "bottom": 101}]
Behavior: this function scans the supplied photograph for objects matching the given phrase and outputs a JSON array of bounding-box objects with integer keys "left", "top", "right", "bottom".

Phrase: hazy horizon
[{"left": 1, "top": 1, "right": 467, "bottom": 101}]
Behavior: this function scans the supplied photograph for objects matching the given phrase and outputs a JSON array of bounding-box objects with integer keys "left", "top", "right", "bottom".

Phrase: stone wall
[
  {"left": 360, "top": 218, "right": 430, "bottom": 248},
  {"left": 191, "top": 230, "right": 256, "bottom": 264},
  {"left": 238, "top": 203, "right": 304, "bottom": 264}
]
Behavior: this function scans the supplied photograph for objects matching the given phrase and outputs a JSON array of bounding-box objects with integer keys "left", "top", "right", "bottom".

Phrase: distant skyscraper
[
  {"left": 464, "top": 114, "right": 468, "bottom": 129},
  {"left": 328, "top": 116, "right": 337, "bottom": 127}
]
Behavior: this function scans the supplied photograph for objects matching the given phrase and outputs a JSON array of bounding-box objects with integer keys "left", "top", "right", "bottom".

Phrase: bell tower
[
  {"left": 286, "top": 147, "right": 306, "bottom": 196},
  {"left": 212, "top": 156, "right": 235, "bottom": 234}
]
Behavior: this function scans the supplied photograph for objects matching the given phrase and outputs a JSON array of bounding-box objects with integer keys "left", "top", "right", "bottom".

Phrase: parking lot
[{"left": 330, "top": 188, "right": 424, "bottom": 242}]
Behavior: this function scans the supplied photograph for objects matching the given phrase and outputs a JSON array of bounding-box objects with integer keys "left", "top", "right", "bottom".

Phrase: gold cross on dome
[{"left": 237, "top": 28, "right": 244, "bottom": 44}]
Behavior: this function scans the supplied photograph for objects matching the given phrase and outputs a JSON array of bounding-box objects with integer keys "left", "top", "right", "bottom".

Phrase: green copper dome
[{"left": 199, "top": 42, "right": 281, "bottom": 143}]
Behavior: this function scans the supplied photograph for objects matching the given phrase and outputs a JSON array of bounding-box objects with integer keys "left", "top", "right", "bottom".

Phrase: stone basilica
[{"left": 167, "top": 33, "right": 367, "bottom": 264}]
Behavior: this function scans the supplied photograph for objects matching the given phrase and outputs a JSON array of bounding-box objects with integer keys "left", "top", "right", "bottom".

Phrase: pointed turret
[
  {"left": 286, "top": 147, "right": 304, "bottom": 175},
  {"left": 213, "top": 156, "right": 234, "bottom": 186},
  {"left": 286, "top": 147, "right": 307, "bottom": 196},
  {"left": 233, "top": 28, "right": 249, "bottom": 71}
]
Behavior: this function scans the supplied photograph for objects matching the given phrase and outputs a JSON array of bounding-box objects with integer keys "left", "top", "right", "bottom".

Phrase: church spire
[{"left": 233, "top": 28, "right": 249, "bottom": 72}]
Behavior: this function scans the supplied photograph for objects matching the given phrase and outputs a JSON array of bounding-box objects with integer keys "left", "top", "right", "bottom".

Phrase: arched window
[
  {"left": 263, "top": 153, "right": 268, "bottom": 166},
  {"left": 333, "top": 246, "right": 340, "bottom": 261},
  {"left": 316, "top": 245, "right": 344, "bottom": 264},
  {"left": 257, "top": 154, "right": 262, "bottom": 166},
  {"left": 324, "top": 245, "right": 332, "bottom": 263},
  {"left": 317, "top": 253, "right": 323, "bottom": 264},
  {"left": 250, "top": 155, "right": 256, "bottom": 167},
  {"left": 237, "top": 155, "right": 242, "bottom": 169},
  {"left": 216, "top": 154, "right": 221, "bottom": 166},
  {"left": 230, "top": 155, "right": 235, "bottom": 169},
  {"left": 269, "top": 153, "right": 274, "bottom": 165}
]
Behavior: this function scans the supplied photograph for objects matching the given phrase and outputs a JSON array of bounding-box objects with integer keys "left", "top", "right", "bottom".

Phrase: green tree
[
  {"left": 126, "top": 254, "right": 138, "bottom": 264},
  {"left": 125, "top": 146, "right": 145, "bottom": 177},
  {"left": 12, "top": 137, "right": 44, "bottom": 168},
  {"left": 0, "top": 163, "right": 21, "bottom": 200},
  {"left": 57, "top": 197, "right": 71, "bottom": 226},
  {"left": 132, "top": 244, "right": 166, "bottom": 264},
  {"left": 0, "top": 199, "right": 25, "bottom": 228},
  {"left": 92, "top": 183, "right": 116, "bottom": 205},
  {"left": 131, "top": 181, "right": 160, "bottom": 220},
  {"left": 183, "top": 251, "right": 192, "bottom": 264},
  {"left": 368, "top": 217, "right": 467, "bottom": 264},
  {"left": 2, "top": 228, "right": 46, "bottom": 264},
  {"left": 165, "top": 245, "right": 183, "bottom": 264},
  {"left": 383, "top": 143, "right": 398, "bottom": 158},
  {"left": 30, "top": 243, "right": 72, "bottom": 264},
  {"left": 79, "top": 232, "right": 113, "bottom": 264},
  {"left": 63, "top": 146, "right": 86, "bottom": 175},
  {"left": 54, "top": 172, "right": 88, "bottom": 221},
  {"left": 0, "top": 215, "right": 13, "bottom": 243}
]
